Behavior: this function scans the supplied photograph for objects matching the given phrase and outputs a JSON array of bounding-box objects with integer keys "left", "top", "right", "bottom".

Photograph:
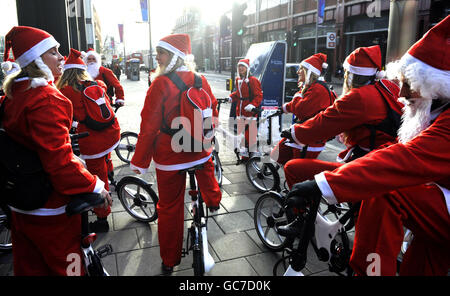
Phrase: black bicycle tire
[
  {"left": 245, "top": 157, "right": 280, "bottom": 193},
  {"left": 192, "top": 230, "right": 205, "bottom": 276},
  {"left": 115, "top": 131, "right": 138, "bottom": 164},
  {"left": 211, "top": 150, "right": 223, "bottom": 187},
  {"left": 0, "top": 215, "right": 12, "bottom": 252},
  {"left": 116, "top": 176, "right": 159, "bottom": 222},
  {"left": 253, "top": 192, "right": 293, "bottom": 251}
]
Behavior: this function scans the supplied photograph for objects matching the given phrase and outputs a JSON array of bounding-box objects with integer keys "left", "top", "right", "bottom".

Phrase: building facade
[{"left": 172, "top": 0, "right": 448, "bottom": 75}]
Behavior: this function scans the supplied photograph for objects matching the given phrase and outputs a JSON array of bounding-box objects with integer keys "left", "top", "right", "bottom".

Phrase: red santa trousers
[
  {"left": 11, "top": 212, "right": 84, "bottom": 275},
  {"left": 270, "top": 138, "right": 322, "bottom": 166},
  {"left": 350, "top": 184, "right": 450, "bottom": 276},
  {"left": 284, "top": 158, "right": 343, "bottom": 188},
  {"left": 236, "top": 117, "right": 258, "bottom": 153},
  {"left": 85, "top": 154, "right": 111, "bottom": 218},
  {"left": 155, "top": 157, "right": 221, "bottom": 267}
]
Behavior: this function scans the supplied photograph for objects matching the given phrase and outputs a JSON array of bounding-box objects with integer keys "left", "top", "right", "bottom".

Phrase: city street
[{"left": 0, "top": 70, "right": 347, "bottom": 277}]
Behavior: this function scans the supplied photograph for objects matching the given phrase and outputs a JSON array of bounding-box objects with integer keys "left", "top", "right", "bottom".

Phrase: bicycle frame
[
  {"left": 280, "top": 200, "right": 357, "bottom": 276},
  {"left": 183, "top": 169, "right": 215, "bottom": 275}
]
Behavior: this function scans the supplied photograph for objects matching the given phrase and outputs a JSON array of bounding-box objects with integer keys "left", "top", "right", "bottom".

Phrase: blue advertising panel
[{"left": 246, "top": 41, "right": 287, "bottom": 109}]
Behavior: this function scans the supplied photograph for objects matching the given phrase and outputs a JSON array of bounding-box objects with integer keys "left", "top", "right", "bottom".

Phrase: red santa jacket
[
  {"left": 2, "top": 78, "right": 104, "bottom": 213},
  {"left": 230, "top": 76, "right": 263, "bottom": 118},
  {"left": 60, "top": 80, "right": 121, "bottom": 159},
  {"left": 291, "top": 80, "right": 402, "bottom": 160},
  {"left": 283, "top": 82, "right": 334, "bottom": 122},
  {"left": 93, "top": 66, "right": 125, "bottom": 102},
  {"left": 131, "top": 70, "right": 219, "bottom": 173},
  {"left": 315, "top": 107, "right": 450, "bottom": 213}
]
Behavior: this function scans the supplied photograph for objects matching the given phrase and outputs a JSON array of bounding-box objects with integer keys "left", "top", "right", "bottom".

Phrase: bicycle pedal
[
  {"left": 181, "top": 248, "right": 189, "bottom": 257},
  {"left": 96, "top": 244, "right": 113, "bottom": 258}
]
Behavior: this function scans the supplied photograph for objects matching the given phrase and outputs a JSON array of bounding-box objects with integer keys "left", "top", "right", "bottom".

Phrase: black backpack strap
[
  {"left": 365, "top": 83, "right": 401, "bottom": 150},
  {"left": 315, "top": 80, "right": 335, "bottom": 106},
  {"left": 166, "top": 72, "right": 189, "bottom": 92}
]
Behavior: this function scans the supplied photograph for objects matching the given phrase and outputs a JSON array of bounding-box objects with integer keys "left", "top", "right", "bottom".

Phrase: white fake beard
[
  {"left": 86, "top": 62, "right": 100, "bottom": 79},
  {"left": 398, "top": 98, "right": 432, "bottom": 144}
]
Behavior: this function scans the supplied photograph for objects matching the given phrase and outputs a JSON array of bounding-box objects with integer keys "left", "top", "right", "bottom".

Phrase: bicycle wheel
[
  {"left": 254, "top": 191, "right": 294, "bottom": 251},
  {"left": 246, "top": 156, "right": 280, "bottom": 192},
  {"left": 0, "top": 213, "right": 12, "bottom": 252},
  {"left": 115, "top": 131, "right": 138, "bottom": 164},
  {"left": 116, "top": 176, "right": 158, "bottom": 222},
  {"left": 211, "top": 150, "right": 223, "bottom": 187}
]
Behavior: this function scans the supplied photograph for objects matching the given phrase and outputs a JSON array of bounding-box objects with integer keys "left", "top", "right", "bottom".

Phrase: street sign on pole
[{"left": 326, "top": 32, "right": 336, "bottom": 49}]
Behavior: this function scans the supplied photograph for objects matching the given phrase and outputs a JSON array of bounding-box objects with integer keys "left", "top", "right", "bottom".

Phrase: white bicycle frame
[
  {"left": 191, "top": 198, "right": 215, "bottom": 273},
  {"left": 283, "top": 210, "right": 346, "bottom": 276},
  {"left": 82, "top": 244, "right": 110, "bottom": 276}
]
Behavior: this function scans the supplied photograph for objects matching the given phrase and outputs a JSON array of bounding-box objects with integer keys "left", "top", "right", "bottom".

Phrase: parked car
[{"left": 284, "top": 63, "right": 300, "bottom": 102}]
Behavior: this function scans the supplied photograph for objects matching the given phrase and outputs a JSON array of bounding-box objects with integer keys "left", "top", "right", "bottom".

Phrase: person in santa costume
[
  {"left": 83, "top": 48, "right": 125, "bottom": 106},
  {"left": 57, "top": 48, "right": 121, "bottom": 232},
  {"left": 270, "top": 53, "right": 335, "bottom": 165},
  {"left": 282, "top": 15, "right": 450, "bottom": 275},
  {"left": 130, "top": 33, "right": 221, "bottom": 274},
  {"left": 1, "top": 26, "right": 111, "bottom": 275},
  {"left": 280, "top": 45, "right": 403, "bottom": 189},
  {"left": 229, "top": 58, "right": 263, "bottom": 158}
]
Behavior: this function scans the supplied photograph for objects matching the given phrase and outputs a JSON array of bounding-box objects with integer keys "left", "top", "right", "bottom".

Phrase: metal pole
[
  {"left": 147, "top": 0, "right": 153, "bottom": 69},
  {"left": 386, "top": 0, "right": 419, "bottom": 63},
  {"left": 314, "top": 0, "right": 319, "bottom": 53}
]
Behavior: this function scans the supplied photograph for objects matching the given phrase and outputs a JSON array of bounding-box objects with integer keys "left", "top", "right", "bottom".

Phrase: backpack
[
  {"left": 365, "top": 80, "right": 402, "bottom": 150},
  {"left": 0, "top": 101, "right": 52, "bottom": 210},
  {"left": 79, "top": 81, "right": 116, "bottom": 131},
  {"left": 161, "top": 72, "right": 215, "bottom": 152}
]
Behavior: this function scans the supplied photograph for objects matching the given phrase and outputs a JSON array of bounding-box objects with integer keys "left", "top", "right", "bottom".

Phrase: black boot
[{"left": 276, "top": 217, "right": 303, "bottom": 237}]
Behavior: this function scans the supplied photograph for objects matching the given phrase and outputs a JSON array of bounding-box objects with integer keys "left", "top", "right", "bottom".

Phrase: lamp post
[{"left": 147, "top": 0, "right": 153, "bottom": 70}]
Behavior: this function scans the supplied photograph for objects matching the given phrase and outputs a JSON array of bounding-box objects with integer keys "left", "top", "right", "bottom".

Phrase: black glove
[
  {"left": 286, "top": 180, "right": 321, "bottom": 209},
  {"left": 280, "top": 128, "right": 293, "bottom": 141}
]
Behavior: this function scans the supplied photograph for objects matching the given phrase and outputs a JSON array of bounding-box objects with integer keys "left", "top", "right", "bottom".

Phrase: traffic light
[
  {"left": 292, "top": 30, "right": 299, "bottom": 47},
  {"left": 232, "top": 3, "right": 248, "bottom": 37}
]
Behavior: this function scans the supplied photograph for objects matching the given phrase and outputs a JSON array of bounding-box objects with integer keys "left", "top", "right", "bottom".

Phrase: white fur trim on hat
[
  {"left": 238, "top": 61, "right": 249, "bottom": 68},
  {"left": 387, "top": 53, "right": 450, "bottom": 100},
  {"left": 64, "top": 64, "right": 87, "bottom": 71},
  {"left": 343, "top": 60, "right": 377, "bottom": 76},
  {"left": 300, "top": 61, "right": 321, "bottom": 76},
  {"left": 157, "top": 40, "right": 186, "bottom": 59},
  {"left": 15, "top": 36, "right": 60, "bottom": 68}
]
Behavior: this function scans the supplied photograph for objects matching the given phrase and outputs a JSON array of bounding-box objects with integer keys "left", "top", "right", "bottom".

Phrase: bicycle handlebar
[{"left": 70, "top": 132, "right": 89, "bottom": 141}]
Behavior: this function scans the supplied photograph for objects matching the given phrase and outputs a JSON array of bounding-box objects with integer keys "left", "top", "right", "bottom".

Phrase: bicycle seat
[
  {"left": 179, "top": 163, "right": 205, "bottom": 174},
  {"left": 66, "top": 193, "right": 104, "bottom": 216}
]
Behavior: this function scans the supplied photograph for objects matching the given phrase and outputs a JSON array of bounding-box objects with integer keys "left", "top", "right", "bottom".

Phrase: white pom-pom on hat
[
  {"left": 1, "top": 61, "right": 21, "bottom": 75},
  {"left": 322, "top": 63, "right": 328, "bottom": 69},
  {"left": 2, "top": 61, "right": 12, "bottom": 72}
]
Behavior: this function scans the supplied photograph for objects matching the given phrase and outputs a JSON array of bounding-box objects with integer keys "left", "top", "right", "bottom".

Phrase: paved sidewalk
[{"left": 0, "top": 73, "right": 349, "bottom": 277}]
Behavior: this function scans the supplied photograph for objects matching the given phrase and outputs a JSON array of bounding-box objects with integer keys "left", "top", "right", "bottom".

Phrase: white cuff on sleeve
[
  {"left": 290, "top": 124, "right": 306, "bottom": 147},
  {"left": 314, "top": 172, "right": 338, "bottom": 205},
  {"left": 93, "top": 177, "right": 106, "bottom": 193},
  {"left": 130, "top": 163, "right": 148, "bottom": 174},
  {"left": 282, "top": 103, "right": 288, "bottom": 113}
]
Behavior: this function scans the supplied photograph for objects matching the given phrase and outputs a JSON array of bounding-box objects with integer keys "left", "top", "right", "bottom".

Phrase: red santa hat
[
  {"left": 343, "top": 45, "right": 382, "bottom": 77},
  {"left": 64, "top": 48, "right": 87, "bottom": 71},
  {"left": 238, "top": 59, "right": 250, "bottom": 69},
  {"left": 300, "top": 53, "right": 328, "bottom": 76},
  {"left": 3, "top": 26, "right": 59, "bottom": 68},
  {"left": 156, "top": 34, "right": 191, "bottom": 60},
  {"left": 387, "top": 15, "right": 450, "bottom": 100}
]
